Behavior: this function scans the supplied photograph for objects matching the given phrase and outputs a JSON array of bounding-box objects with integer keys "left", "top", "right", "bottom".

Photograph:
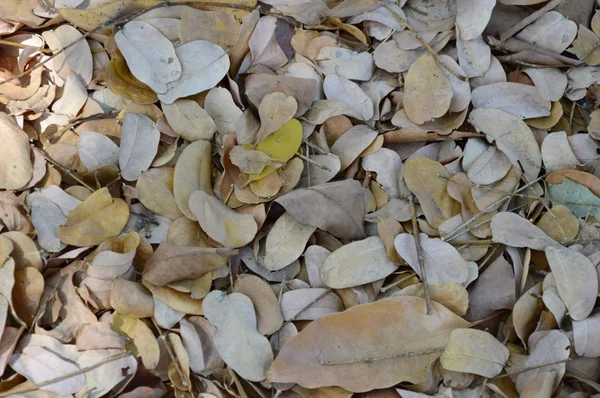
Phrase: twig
[
  {"left": 441, "top": 175, "right": 546, "bottom": 242},
  {"left": 409, "top": 195, "right": 432, "bottom": 315},
  {"left": 36, "top": 148, "right": 97, "bottom": 192},
  {"left": 320, "top": 348, "right": 444, "bottom": 365},
  {"left": 150, "top": 318, "right": 188, "bottom": 388},
  {"left": 296, "top": 152, "right": 331, "bottom": 171},
  {"left": 495, "top": 358, "right": 570, "bottom": 379},
  {"left": 0, "top": 39, "right": 52, "bottom": 54},
  {"left": 499, "top": 0, "right": 570, "bottom": 41},
  {"left": 0, "top": 351, "right": 131, "bottom": 397},
  {"left": 376, "top": 1, "right": 467, "bottom": 81},
  {"left": 451, "top": 239, "right": 493, "bottom": 246},
  {"left": 302, "top": 139, "right": 330, "bottom": 155},
  {"left": 380, "top": 272, "right": 416, "bottom": 293},
  {"left": 383, "top": 130, "right": 481, "bottom": 144},
  {"left": 281, "top": 288, "right": 333, "bottom": 327}
]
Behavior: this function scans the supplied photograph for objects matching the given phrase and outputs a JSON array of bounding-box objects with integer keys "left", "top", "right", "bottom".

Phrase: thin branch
[
  {"left": 296, "top": 152, "right": 331, "bottom": 171},
  {"left": 495, "top": 358, "right": 570, "bottom": 379},
  {"left": 37, "top": 148, "right": 97, "bottom": 192},
  {"left": 409, "top": 195, "right": 432, "bottom": 315},
  {"left": 302, "top": 139, "right": 330, "bottom": 155},
  {"left": 281, "top": 288, "right": 333, "bottom": 328},
  {"left": 0, "top": 39, "right": 52, "bottom": 54},
  {"left": 377, "top": 1, "right": 467, "bottom": 81},
  {"left": 499, "top": 0, "right": 570, "bottom": 41},
  {"left": 0, "top": 351, "right": 131, "bottom": 397},
  {"left": 451, "top": 239, "right": 493, "bottom": 246},
  {"left": 383, "top": 130, "right": 482, "bottom": 144},
  {"left": 379, "top": 272, "right": 417, "bottom": 293},
  {"left": 151, "top": 318, "right": 189, "bottom": 388}
]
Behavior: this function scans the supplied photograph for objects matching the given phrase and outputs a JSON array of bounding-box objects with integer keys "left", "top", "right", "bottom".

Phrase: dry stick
[
  {"left": 302, "top": 139, "right": 329, "bottom": 155},
  {"left": 296, "top": 152, "right": 331, "bottom": 171},
  {"left": 0, "top": 39, "right": 52, "bottom": 54},
  {"left": 499, "top": 0, "right": 571, "bottom": 41},
  {"left": 409, "top": 194, "right": 432, "bottom": 315},
  {"left": 0, "top": 351, "right": 131, "bottom": 397},
  {"left": 383, "top": 130, "right": 481, "bottom": 144},
  {"left": 377, "top": 1, "right": 467, "bottom": 81},
  {"left": 150, "top": 318, "right": 189, "bottom": 388},
  {"left": 494, "top": 358, "right": 570, "bottom": 379},
  {"left": 441, "top": 175, "right": 546, "bottom": 242},
  {"left": 0, "top": 1, "right": 255, "bottom": 87},
  {"left": 379, "top": 272, "right": 417, "bottom": 293},
  {"left": 281, "top": 288, "right": 333, "bottom": 328},
  {"left": 37, "top": 148, "right": 97, "bottom": 192}
]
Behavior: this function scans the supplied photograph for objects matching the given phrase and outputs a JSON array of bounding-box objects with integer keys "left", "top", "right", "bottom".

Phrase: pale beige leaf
[
  {"left": 541, "top": 131, "right": 579, "bottom": 173},
  {"left": 403, "top": 157, "right": 460, "bottom": 228},
  {"left": 189, "top": 190, "right": 257, "bottom": 248},
  {"left": 158, "top": 40, "right": 229, "bottom": 104},
  {"left": 204, "top": 87, "right": 243, "bottom": 137},
  {"left": 154, "top": 296, "right": 185, "bottom": 329},
  {"left": 513, "top": 283, "right": 544, "bottom": 345},
  {"left": 468, "top": 108, "right": 542, "bottom": 181},
  {"left": 76, "top": 322, "right": 127, "bottom": 351},
  {"left": 162, "top": 100, "right": 217, "bottom": 141},
  {"left": 573, "top": 312, "right": 600, "bottom": 357},
  {"left": 12, "top": 268, "right": 43, "bottom": 326},
  {"left": 515, "top": 11, "right": 577, "bottom": 54},
  {"left": 229, "top": 146, "right": 285, "bottom": 174},
  {"left": 440, "top": 329, "right": 509, "bottom": 377},
  {"left": 42, "top": 25, "right": 93, "bottom": 84},
  {"left": 403, "top": 54, "right": 452, "bottom": 125},
  {"left": 234, "top": 274, "right": 284, "bottom": 335},
  {"left": 180, "top": 316, "right": 221, "bottom": 373},
  {"left": 77, "top": 131, "right": 119, "bottom": 170},
  {"left": 320, "top": 237, "right": 398, "bottom": 289},
  {"left": 203, "top": 290, "right": 273, "bottom": 381},
  {"left": 275, "top": 180, "right": 366, "bottom": 240},
  {"left": 181, "top": 8, "right": 241, "bottom": 49},
  {"left": 2, "top": 231, "right": 42, "bottom": 271},
  {"left": 491, "top": 212, "right": 557, "bottom": 250},
  {"left": 396, "top": 281, "right": 469, "bottom": 316},
  {"left": 523, "top": 68, "right": 567, "bottom": 102},
  {"left": 267, "top": 296, "right": 470, "bottom": 392},
  {"left": 467, "top": 146, "right": 512, "bottom": 185},
  {"left": 457, "top": 35, "right": 491, "bottom": 78},
  {"left": 76, "top": 349, "right": 137, "bottom": 398},
  {"left": 394, "top": 233, "right": 469, "bottom": 285},
  {"left": 173, "top": 140, "right": 213, "bottom": 220},
  {"left": 438, "top": 55, "right": 471, "bottom": 113},
  {"left": 249, "top": 16, "right": 289, "bottom": 70},
  {"left": 136, "top": 167, "right": 183, "bottom": 220},
  {"left": 304, "top": 245, "right": 330, "bottom": 288},
  {"left": 588, "top": 108, "right": 600, "bottom": 140},
  {"left": 515, "top": 330, "right": 570, "bottom": 394},
  {"left": 299, "top": 154, "right": 341, "bottom": 187},
  {"left": 323, "top": 74, "right": 373, "bottom": 121},
  {"left": 261, "top": 0, "right": 329, "bottom": 25},
  {"left": 263, "top": 213, "right": 316, "bottom": 271},
  {"left": 362, "top": 148, "right": 408, "bottom": 199},
  {"left": 456, "top": 0, "right": 496, "bottom": 41},
  {"left": 316, "top": 47, "right": 374, "bottom": 81},
  {"left": 0, "top": 113, "right": 32, "bottom": 190},
  {"left": 51, "top": 72, "right": 87, "bottom": 117},
  {"left": 280, "top": 288, "right": 343, "bottom": 320},
  {"left": 542, "top": 286, "right": 567, "bottom": 326},
  {"left": 331, "top": 125, "right": 378, "bottom": 170},
  {"left": 119, "top": 113, "right": 160, "bottom": 181},
  {"left": 471, "top": 82, "right": 551, "bottom": 119},
  {"left": 520, "top": 372, "right": 556, "bottom": 398},
  {"left": 545, "top": 245, "right": 598, "bottom": 321},
  {"left": 246, "top": 74, "right": 318, "bottom": 117},
  {"left": 256, "top": 92, "right": 298, "bottom": 143},
  {"left": 115, "top": 21, "right": 181, "bottom": 93}
]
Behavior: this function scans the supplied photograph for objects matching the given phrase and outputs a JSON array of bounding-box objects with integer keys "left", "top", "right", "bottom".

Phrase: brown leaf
[{"left": 234, "top": 274, "right": 284, "bottom": 335}]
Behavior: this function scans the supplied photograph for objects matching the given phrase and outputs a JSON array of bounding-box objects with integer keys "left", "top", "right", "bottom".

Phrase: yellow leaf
[
  {"left": 58, "top": 187, "right": 129, "bottom": 246},
  {"left": 250, "top": 118, "right": 302, "bottom": 182},
  {"left": 112, "top": 312, "right": 160, "bottom": 370},
  {"left": 107, "top": 58, "right": 158, "bottom": 105},
  {"left": 58, "top": 0, "right": 257, "bottom": 32}
]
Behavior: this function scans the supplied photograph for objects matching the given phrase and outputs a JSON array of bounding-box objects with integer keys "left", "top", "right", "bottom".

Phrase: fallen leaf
[
  {"left": 112, "top": 312, "right": 160, "bottom": 370},
  {"left": 77, "top": 131, "right": 120, "bottom": 171},
  {"left": 397, "top": 281, "right": 469, "bottom": 316},
  {"left": 115, "top": 21, "right": 181, "bottom": 94},
  {"left": 230, "top": 146, "right": 286, "bottom": 175},
  {"left": 280, "top": 288, "right": 343, "bottom": 320},
  {"left": 456, "top": 0, "right": 496, "bottom": 40},
  {"left": 204, "top": 87, "right": 243, "bottom": 138},
  {"left": 203, "top": 290, "right": 274, "bottom": 381},
  {"left": 76, "top": 349, "right": 138, "bottom": 398},
  {"left": 12, "top": 268, "right": 43, "bottom": 326},
  {"left": 467, "top": 146, "right": 512, "bottom": 186},
  {"left": 106, "top": 57, "right": 159, "bottom": 105},
  {"left": 457, "top": 35, "right": 491, "bottom": 78},
  {"left": 545, "top": 245, "right": 598, "bottom": 321},
  {"left": 42, "top": 24, "right": 93, "bottom": 85},
  {"left": 173, "top": 140, "right": 213, "bottom": 220},
  {"left": 331, "top": 125, "right": 378, "bottom": 170},
  {"left": 440, "top": 329, "right": 509, "bottom": 377},
  {"left": 249, "top": 16, "right": 291, "bottom": 70},
  {"left": 109, "top": 278, "right": 154, "bottom": 318},
  {"left": 234, "top": 274, "right": 284, "bottom": 335},
  {"left": 522, "top": 67, "right": 568, "bottom": 102},
  {"left": 403, "top": 54, "right": 453, "bottom": 125},
  {"left": 468, "top": 108, "right": 542, "bottom": 181},
  {"left": 58, "top": 187, "right": 129, "bottom": 246},
  {"left": 51, "top": 72, "right": 87, "bottom": 117},
  {"left": 181, "top": 8, "right": 241, "bottom": 49},
  {"left": 491, "top": 212, "right": 557, "bottom": 250},
  {"left": 323, "top": 74, "right": 374, "bottom": 120},
  {"left": 471, "top": 82, "right": 551, "bottom": 119},
  {"left": 246, "top": 73, "right": 318, "bottom": 117},
  {"left": 119, "top": 113, "right": 160, "bottom": 181},
  {"left": 515, "top": 11, "right": 577, "bottom": 54},
  {"left": 267, "top": 296, "right": 470, "bottom": 392},
  {"left": 180, "top": 316, "right": 221, "bottom": 373},
  {"left": 573, "top": 312, "right": 600, "bottom": 357},
  {"left": 251, "top": 118, "right": 303, "bottom": 181},
  {"left": 316, "top": 47, "right": 374, "bottom": 81},
  {"left": 136, "top": 167, "right": 183, "bottom": 220},
  {"left": 535, "top": 205, "right": 579, "bottom": 243},
  {"left": 513, "top": 283, "right": 544, "bottom": 345},
  {"left": 0, "top": 113, "right": 32, "bottom": 190},
  {"left": 320, "top": 236, "right": 398, "bottom": 288},
  {"left": 263, "top": 212, "right": 316, "bottom": 271},
  {"left": 162, "top": 100, "right": 217, "bottom": 141},
  {"left": 189, "top": 190, "right": 257, "bottom": 248},
  {"left": 394, "top": 233, "right": 469, "bottom": 285},
  {"left": 403, "top": 157, "right": 460, "bottom": 229}
]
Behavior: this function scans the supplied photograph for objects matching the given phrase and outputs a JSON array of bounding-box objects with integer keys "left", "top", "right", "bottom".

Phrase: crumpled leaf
[
  {"left": 276, "top": 180, "right": 366, "bottom": 240},
  {"left": 267, "top": 296, "right": 470, "bottom": 392},
  {"left": 320, "top": 236, "right": 398, "bottom": 289},
  {"left": 545, "top": 245, "right": 598, "bottom": 321},
  {"left": 189, "top": 190, "right": 257, "bottom": 248},
  {"left": 58, "top": 187, "right": 129, "bottom": 246},
  {"left": 203, "top": 290, "right": 274, "bottom": 381},
  {"left": 440, "top": 329, "right": 509, "bottom": 378}
]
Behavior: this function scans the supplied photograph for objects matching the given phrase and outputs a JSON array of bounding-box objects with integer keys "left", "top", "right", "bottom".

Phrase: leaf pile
[{"left": 1, "top": 0, "right": 600, "bottom": 397}]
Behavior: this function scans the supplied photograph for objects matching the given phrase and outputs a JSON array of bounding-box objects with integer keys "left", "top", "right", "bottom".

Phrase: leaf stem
[{"left": 409, "top": 194, "right": 432, "bottom": 315}]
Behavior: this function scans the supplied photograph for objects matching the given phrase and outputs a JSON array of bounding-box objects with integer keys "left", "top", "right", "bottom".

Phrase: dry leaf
[
  {"left": 471, "top": 82, "right": 551, "bottom": 119},
  {"left": 331, "top": 125, "right": 378, "bottom": 170},
  {"left": 181, "top": 8, "right": 241, "bottom": 48},
  {"left": 397, "top": 281, "right": 469, "bottom": 316},
  {"left": 535, "top": 205, "right": 579, "bottom": 244},
  {"left": 42, "top": 24, "right": 93, "bottom": 85},
  {"left": 0, "top": 113, "right": 32, "bottom": 190},
  {"left": 119, "top": 113, "right": 160, "bottom": 181},
  {"left": 203, "top": 290, "right": 273, "bottom": 381},
  {"left": 77, "top": 131, "right": 120, "bottom": 171},
  {"left": 491, "top": 212, "right": 557, "bottom": 250},
  {"left": 255, "top": 92, "right": 298, "bottom": 143},
  {"left": 112, "top": 312, "right": 160, "bottom": 370},
  {"left": 522, "top": 68, "right": 567, "bottom": 102},
  {"left": 316, "top": 47, "right": 374, "bottom": 81},
  {"left": 404, "top": 54, "right": 453, "bottom": 125},
  {"left": 280, "top": 288, "right": 343, "bottom": 320},
  {"left": 109, "top": 278, "right": 154, "bottom": 318},
  {"left": 545, "top": 245, "right": 598, "bottom": 321},
  {"left": 440, "top": 329, "right": 509, "bottom": 377},
  {"left": 58, "top": 187, "right": 129, "bottom": 246},
  {"left": 320, "top": 236, "right": 398, "bottom": 288},
  {"left": 136, "top": 167, "right": 183, "bottom": 220},
  {"left": 467, "top": 146, "right": 512, "bottom": 186},
  {"left": 573, "top": 312, "right": 600, "bottom": 357},
  {"left": 204, "top": 87, "right": 243, "bottom": 137},
  {"left": 230, "top": 146, "right": 285, "bottom": 175},
  {"left": 249, "top": 16, "right": 291, "bottom": 70},
  {"left": 323, "top": 74, "right": 374, "bottom": 121},
  {"left": 267, "top": 296, "right": 470, "bottom": 392},
  {"left": 403, "top": 157, "right": 460, "bottom": 229},
  {"left": 234, "top": 274, "right": 284, "bottom": 335},
  {"left": 180, "top": 316, "right": 221, "bottom": 373},
  {"left": 162, "top": 100, "right": 217, "bottom": 142},
  {"left": 263, "top": 212, "right": 316, "bottom": 271},
  {"left": 515, "top": 11, "right": 577, "bottom": 54},
  {"left": 456, "top": 0, "right": 496, "bottom": 40},
  {"left": 173, "top": 140, "right": 213, "bottom": 220},
  {"left": 541, "top": 131, "right": 579, "bottom": 173},
  {"left": 457, "top": 35, "right": 491, "bottom": 78},
  {"left": 189, "top": 190, "right": 257, "bottom": 248}
]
